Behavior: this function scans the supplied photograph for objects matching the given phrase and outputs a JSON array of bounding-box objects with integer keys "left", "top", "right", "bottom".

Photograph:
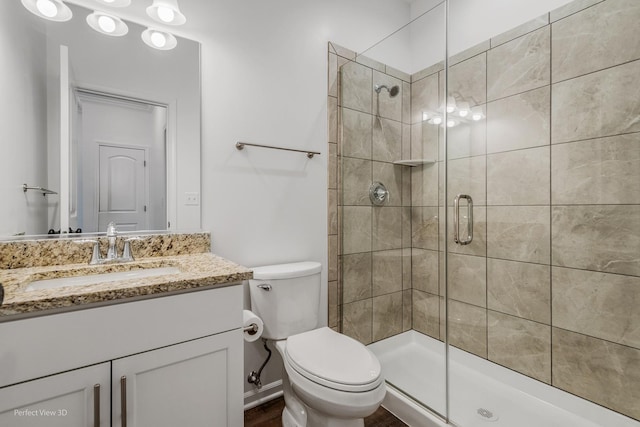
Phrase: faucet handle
[
  {"left": 73, "top": 239, "right": 102, "bottom": 264},
  {"left": 121, "top": 237, "right": 142, "bottom": 262}
]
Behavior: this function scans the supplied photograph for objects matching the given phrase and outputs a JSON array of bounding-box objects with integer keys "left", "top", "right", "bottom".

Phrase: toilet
[{"left": 249, "top": 261, "right": 386, "bottom": 427}]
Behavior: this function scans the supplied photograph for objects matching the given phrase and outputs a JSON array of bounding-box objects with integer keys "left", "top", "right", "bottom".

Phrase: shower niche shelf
[{"left": 392, "top": 159, "right": 436, "bottom": 167}]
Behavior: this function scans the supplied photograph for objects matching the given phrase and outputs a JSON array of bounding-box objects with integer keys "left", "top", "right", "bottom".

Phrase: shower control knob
[{"left": 369, "top": 182, "right": 389, "bottom": 206}]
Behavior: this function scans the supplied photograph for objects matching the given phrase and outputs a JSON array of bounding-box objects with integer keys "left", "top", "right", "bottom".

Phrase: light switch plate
[{"left": 185, "top": 192, "right": 200, "bottom": 206}]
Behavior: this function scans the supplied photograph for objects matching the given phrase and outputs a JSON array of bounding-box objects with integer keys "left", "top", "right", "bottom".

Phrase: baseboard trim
[{"left": 243, "top": 380, "right": 284, "bottom": 411}]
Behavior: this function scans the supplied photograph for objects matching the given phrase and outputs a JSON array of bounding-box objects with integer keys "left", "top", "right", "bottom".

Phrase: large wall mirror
[{"left": 0, "top": 1, "right": 201, "bottom": 238}]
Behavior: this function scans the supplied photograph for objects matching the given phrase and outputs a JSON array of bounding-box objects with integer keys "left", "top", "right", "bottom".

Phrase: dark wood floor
[{"left": 244, "top": 396, "right": 407, "bottom": 427}]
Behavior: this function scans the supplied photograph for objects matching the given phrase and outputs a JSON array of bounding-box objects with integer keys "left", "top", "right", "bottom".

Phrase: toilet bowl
[{"left": 249, "top": 262, "right": 385, "bottom": 427}]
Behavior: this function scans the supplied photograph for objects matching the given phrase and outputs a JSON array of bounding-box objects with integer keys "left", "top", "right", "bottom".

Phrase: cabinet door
[
  {"left": 0, "top": 363, "right": 111, "bottom": 427},
  {"left": 112, "top": 330, "right": 243, "bottom": 427}
]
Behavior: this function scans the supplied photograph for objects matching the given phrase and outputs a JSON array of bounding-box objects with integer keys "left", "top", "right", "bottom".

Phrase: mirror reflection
[{"left": 0, "top": 1, "right": 201, "bottom": 238}]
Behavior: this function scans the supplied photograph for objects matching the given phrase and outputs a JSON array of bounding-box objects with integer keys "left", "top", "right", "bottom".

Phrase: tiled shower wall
[
  {"left": 328, "top": 0, "right": 639, "bottom": 420},
  {"left": 327, "top": 42, "right": 414, "bottom": 343}
]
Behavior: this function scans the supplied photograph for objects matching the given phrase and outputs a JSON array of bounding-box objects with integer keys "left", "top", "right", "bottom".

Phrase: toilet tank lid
[{"left": 252, "top": 261, "right": 322, "bottom": 280}]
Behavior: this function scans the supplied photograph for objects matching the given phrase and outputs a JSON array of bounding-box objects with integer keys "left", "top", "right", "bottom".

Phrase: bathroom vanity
[{"left": 0, "top": 233, "right": 251, "bottom": 427}]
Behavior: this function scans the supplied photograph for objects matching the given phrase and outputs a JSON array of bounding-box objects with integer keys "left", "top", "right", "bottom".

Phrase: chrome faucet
[{"left": 85, "top": 222, "right": 137, "bottom": 265}]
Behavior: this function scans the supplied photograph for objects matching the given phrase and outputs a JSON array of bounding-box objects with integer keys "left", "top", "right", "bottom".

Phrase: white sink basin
[{"left": 25, "top": 266, "right": 182, "bottom": 292}]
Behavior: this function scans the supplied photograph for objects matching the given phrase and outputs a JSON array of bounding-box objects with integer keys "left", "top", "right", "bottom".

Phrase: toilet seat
[{"left": 284, "top": 327, "right": 382, "bottom": 393}]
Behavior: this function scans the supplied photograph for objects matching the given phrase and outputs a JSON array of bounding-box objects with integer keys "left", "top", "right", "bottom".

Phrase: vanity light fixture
[
  {"left": 21, "top": 0, "right": 73, "bottom": 22},
  {"left": 94, "top": 0, "right": 132, "bottom": 7},
  {"left": 142, "top": 28, "right": 178, "bottom": 50},
  {"left": 87, "top": 11, "right": 129, "bottom": 36},
  {"left": 146, "top": 0, "right": 186, "bottom": 26}
]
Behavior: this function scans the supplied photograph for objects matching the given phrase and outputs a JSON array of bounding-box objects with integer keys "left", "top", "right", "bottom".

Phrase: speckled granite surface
[
  {"left": 0, "top": 232, "right": 211, "bottom": 269},
  {"left": 0, "top": 233, "right": 252, "bottom": 318},
  {"left": 0, "top": 253, "right": 252, "bottom": 317}
]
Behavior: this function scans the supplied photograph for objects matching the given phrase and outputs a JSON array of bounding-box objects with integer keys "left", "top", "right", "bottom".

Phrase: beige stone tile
[
  {"left": 373, "top": 292, "right": 403, "bottom": 341},
  {"left": 372, "top": 118, "right": 402, "bottom": 163},
  {"left": 447, "top": 52, "right": 487, "bottom": 107},
  {"left": 551, "top": 133, "right": 640, "bottom": 205},
  {"left": 372, "top": 249, "right": 403, "bottom": 297},
  {"left": 552, "top": 60, "right": 640, "bottom": 144},
  {"left": 413, "top": 290, "right": 440, "bottom": 340},
  {"left": 552, "top": 328, "right": 640, "bottom": 420},
  {"left": 372, "top": 161, "right": 402, "bottom": 207},
  {"left": 386, "top": 65, "right": 411, "bottom": 83},
  {"left": 487, "top": 26, "right": 550, "bottom": 101},
  {"left": 343, "top": 299, "right": 372, "bottom": 345},
  {"left": 402, "top": 81, "right": 411, "bottom": 125},
  {"left": 328, "top": 280, "right": 338, "bottom": 328},
  {"left": 328, "top": 96, "right": 338, "bottom": 143},
  {"left": 446, "top": 114, "right": 486, "bottom": 160},
  {"left": 341, "top": 108, "right": 371, "bottom": 159},
  {"left": 401, "top": 166, "right": 411, "bottom": 207},
  {"left": 450, "top": 41, "right": 490, "bottom": 66},
  {"left": 403, "top": 289, "right": 412, "bottom": 332},
  {"left": 411, "top": 62, "right": 443, "bottom": 83},
  {"left": 402, "top": 123, "right": 411, "bottom": 160},
  {"left": 488, "top": 259, "right": 550, "bottom": 324},
  {"left": 342, "top": 252, "right": 371, "bottom": 304},
  {"left": 342, "top": 206, "right": 371, "bottom": 254},
  {"left": 448, "top": 299, "right": 487, "bottom": 358},
  {"left": 411, "top": 162, "right": 439, "bottom": 207},
  {"left": 447, "top": 206, "right": 487, "bottom": 257},
  {"left": 488, "top": 311, "right": 551, "bottom": 383},
  {"left": 412, "top": 207, "right": 439, "bottom": 250},
  {"left": 447, "top": 155, "right": 486, "bottom": 206},
  {"left": 373, "top": 207, "right": 402, "bottom": 250},
  {"left": 341, "top": 60, "right": 372, "bottom": 114},
  {"left": 552, "top": 0, "right": 640, "bottom": 82},
  {"left": 356, "top": 54, "right": 385, "bottom": 72},
  {"left": 373, "top": 70, "right": 402, "bottom": 122},
  {"left": 330, "top": 42, "right": 356, "bottom": 60},
  {"left": 550, "top": 0, "right": 604, "bottom": 22},
  {"left": 411, "top": 121, "right": 439, "bottom": 162},
  {"left": 487, "top": 146, "right": 550, "bottom": 206},
  {"left": 328, "top": 235, "right": 337, "bottom": 282},
  {"left": 486, "top": 86, "right": 550, "bottom": 154},
  {"left": 487, "top": 206, "right": 550, "bottom": 264},
  {"left": 328, "top": 143, "right": 337, "bottom": 189},
  {"left": 328, "top": 52, "right": 338, "bottom": 98},
  {"left": 411, "top": 72, "right": 440, "bottom": 125},
  {"left": 328, "top": 189, "right": 337, "bottom": 235},
  {"left": 412, "top": 248, "right": 439, "bottom": 295},
  {"left": 402, "top": 247, "right": 412, "bottom": 290},
  {"left": 448, "top": 253, "right": 486, "bottom": 307},
  {"left": 402, "top": 207, "right": 411, "bottom": 248},
  {"left": 491, "top": 14, "right": 549, "bottom": 48},
  {"left": 342, "top": 157, "right": 371, "bottom": 206},
  {"left": 552, "top": 266, "right": 640, "bottom": 349},
  {"left": 551, "top": 205, "right": 640, "bottom": 277}
]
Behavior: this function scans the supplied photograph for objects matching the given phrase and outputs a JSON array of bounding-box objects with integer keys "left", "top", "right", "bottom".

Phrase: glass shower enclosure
[{"left": 330, "top": 0, "right": 640, "bottom": 425}]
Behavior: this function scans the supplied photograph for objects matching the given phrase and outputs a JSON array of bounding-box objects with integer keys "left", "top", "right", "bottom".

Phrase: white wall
[
  {"left": 0, "top": 2, "right": 49, "bottom": 236},
  {"left": 190, "top": 0, "right": 412, "bottom": 404}
]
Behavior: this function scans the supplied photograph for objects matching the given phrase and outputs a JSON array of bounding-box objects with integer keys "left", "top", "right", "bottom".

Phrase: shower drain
[{"left": 476, "top": 407, "right": 499, "bottom": 422}]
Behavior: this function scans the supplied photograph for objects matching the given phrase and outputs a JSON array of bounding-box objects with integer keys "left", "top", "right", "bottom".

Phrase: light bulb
[
  {"left": 157, "top": 6, "right": 175, "bottom": 22},
  {"left": 151, "top": 31, "right": 167, "bottom": 48},
  {"left": 446, "top": 96, "right": 456, "bottom": 114},
  {"left": 98, "top": 15, "right": 116, "bottom": 33},
  {"left": 422, "top": 112, "right": 429, "bottom": 121},
  {"left": 472, "top": 113, "right": 482, "bottom": 121},
  {"left": 458, "top": 102, "right": 470, "bottom": 117},
  {"left": 471, "top": 106, "right": 483, "bottom": 121},
  {"left": 447, "top": 120, "right": 456, "bottom": 128},
  {"left": 103, "top": 0, "right": 115, "bottom": 3},
  {"left": 432, "top": 117, "right": 442, "bottom": 125},
  {"left": 36, "top": 0, "right": 57, "bottom": 18}
]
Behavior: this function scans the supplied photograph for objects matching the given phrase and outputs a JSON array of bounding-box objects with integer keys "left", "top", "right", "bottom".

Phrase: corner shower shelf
[{"left": 392, "top": 159, "right": 436, "bottom": 167}]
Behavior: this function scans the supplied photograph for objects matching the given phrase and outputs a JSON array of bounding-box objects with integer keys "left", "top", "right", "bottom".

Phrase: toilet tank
[{"left": 249, "top": 262, "right": 322, "bottom": 340}]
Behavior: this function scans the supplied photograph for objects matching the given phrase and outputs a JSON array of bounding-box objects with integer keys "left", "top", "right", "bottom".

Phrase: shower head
[{"left": 374, "top": 84, "right": 400, "bottom": 97}]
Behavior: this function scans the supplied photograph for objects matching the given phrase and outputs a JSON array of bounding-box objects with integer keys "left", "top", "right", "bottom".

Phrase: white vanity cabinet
[
  {"left": 0, "top": 285, "right": 243, "bottom": 427},
  {"left": 0, "top": 363, "right": 111, "bottom": 426}
]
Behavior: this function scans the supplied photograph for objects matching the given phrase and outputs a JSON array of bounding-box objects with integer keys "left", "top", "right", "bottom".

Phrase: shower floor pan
[{"left": 369, "top": 331, "right": 638, "bottom": 427}]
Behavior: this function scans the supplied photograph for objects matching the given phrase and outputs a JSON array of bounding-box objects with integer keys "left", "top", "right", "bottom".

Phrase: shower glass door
[{"left": 445, "top": 0, "right": 640, "bottom": 425}]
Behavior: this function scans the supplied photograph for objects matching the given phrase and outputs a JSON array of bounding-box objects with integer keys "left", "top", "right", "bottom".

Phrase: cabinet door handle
[
  {"left": 453, "top": 194, "right": 473, "bottom": 245},
  {"left": 120, "top": 376, "right": 127, "bottom": 427},
  {"left": 93, "top": 384, "right": 100, "bottom": 427}
]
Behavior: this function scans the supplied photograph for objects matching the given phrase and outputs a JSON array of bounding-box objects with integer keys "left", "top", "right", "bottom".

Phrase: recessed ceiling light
[
  {"left": 21, "top": 0, "right": 72, "bottom": 22},
  {"left": 141, "top": 28, "right": 178, "bottom": 50},
  {"left": 86, "top": 11, "right": 129, "bottom": 36},
  {"left": 146, "top": 0, "right": 186, "bottom": 26}
]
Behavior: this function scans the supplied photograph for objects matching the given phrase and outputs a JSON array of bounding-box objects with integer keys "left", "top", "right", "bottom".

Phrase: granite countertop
[{"left": 0, "top": 253, "right": 253, "bottom": 317}]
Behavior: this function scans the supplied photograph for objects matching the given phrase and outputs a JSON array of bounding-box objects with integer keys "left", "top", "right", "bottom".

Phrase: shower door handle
[{"left": 453, "top": 194, "right": 473, "bottom": 245}]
